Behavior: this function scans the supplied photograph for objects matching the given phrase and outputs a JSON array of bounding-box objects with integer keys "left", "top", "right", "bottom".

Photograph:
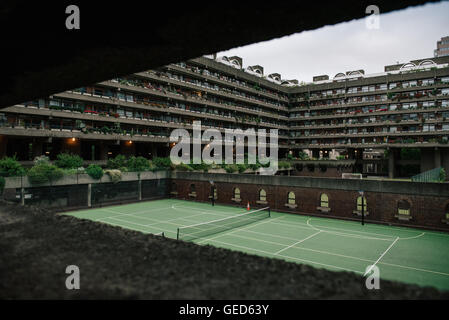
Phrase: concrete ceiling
[{"left": 0, "top": 0, "right": 438, "bottom": 108}]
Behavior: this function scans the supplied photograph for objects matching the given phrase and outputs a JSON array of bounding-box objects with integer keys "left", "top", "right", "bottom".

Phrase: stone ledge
[
  {"left": 353, "top": 210, "right": 369, "bottom": 216},
  {"left": 317, "top": 206, "right": 331, "bottom": 213},
  {"left": 256, "top": 200, "right": 268, "bottom": 205},
  {"left": 188, "top": 193, "right": 197, "bottom": 198},
  {"left": 285, "top": 203, "right": 298, "bottom": 209},
  {"left": 231, "top": 198, "right": 241, "bottom": 203},
  {"left": 395, "top": 214, "right": 412, "bottom": 221}
]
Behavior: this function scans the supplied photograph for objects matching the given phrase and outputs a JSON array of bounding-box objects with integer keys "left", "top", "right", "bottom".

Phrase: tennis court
[{"left": 64, "top": 199, "right": 449, "bottom": 291}]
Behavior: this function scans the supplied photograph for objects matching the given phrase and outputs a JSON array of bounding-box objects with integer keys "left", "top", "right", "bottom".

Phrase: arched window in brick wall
[
  {"left": 398, "top": 200, "right": 411, "bottom": 216},
  {"left": 357, "top": 196, "right": 367, "bottom": 212},
  {"left": 320, "top": 193, "right": 329, "bottom": 208},
  {"left": 189, "top": 184, "right": 196, "bottom": 196},
  {"left": 288, "top": 192, "right": 296, "bottom": 205},
  {"left": 259, "top": 189, "right": 267, "bottom": 202},
  {"left": 234, "top": 188, "right": 241, "bottom": 200}
]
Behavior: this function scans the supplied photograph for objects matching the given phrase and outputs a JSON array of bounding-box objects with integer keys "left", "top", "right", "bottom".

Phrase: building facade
[
  {"left": 434, "top": 36, "right": 449, "bottom": 58},
  {"left": 0, "top": 55, "right": 449, "bottom": 178}
]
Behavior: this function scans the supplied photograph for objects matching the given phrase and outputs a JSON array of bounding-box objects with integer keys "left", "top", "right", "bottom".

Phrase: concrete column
[
  {"left": 388, "top": 149, "right": 396, "bottom": 179},
  {"left": 87, "top": 183, "right": 92, "bottom": 207},
  {"left": 20, "top": 187, "right": 25, "bottom": 206},
  {"left": 151, "top": 144, "right": 158, "bottom": 158}
]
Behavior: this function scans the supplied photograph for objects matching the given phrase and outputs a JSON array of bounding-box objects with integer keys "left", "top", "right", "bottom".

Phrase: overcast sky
[{"left": 218, "top": 1, "right": 449, "bottom": 83}]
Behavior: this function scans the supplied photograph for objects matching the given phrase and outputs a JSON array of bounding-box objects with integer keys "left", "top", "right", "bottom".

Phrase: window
[
  {"left": 398, "top": 200, "right": 410, "bottom": 215},
  {"left": 234, "top": 188, "right": 241, "bottom": 200},
  {"left": 190, "top": 184, "right": 196, "bottom": 196},
  {"left": 357, "top": 196, "right": 367, "bottom": 212},
  {"left": 288, "top": 192, "right": 295, "bottom": 205},
  {"left": 320, "top": 193, "right": 329, "bottom": 208},
  {"left": 259, "top": 189, "right": 267, "bottom": 202}
]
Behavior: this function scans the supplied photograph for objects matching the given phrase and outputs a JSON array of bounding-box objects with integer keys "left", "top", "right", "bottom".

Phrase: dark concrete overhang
[{"left": 0, "top": 0, "right": 438, "bottom": 108}]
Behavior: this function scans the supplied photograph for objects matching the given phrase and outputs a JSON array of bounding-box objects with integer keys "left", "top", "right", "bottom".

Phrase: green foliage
[
  {"left": 0, "top": 156, "right": 25, "bottom": 177},
  {"left": 86, "top": 164, "right": 104, "bottom": 180},
  {"left": 174, "top": 163, "right": 193, "bottom": 171},
  {"left": 278, "top": 161, "right": 292, "bottom": 169},
  {"left": 107, "top": 155, "right": 127, "bottom": 169},
  {"left": 55, "top": 153, "right": 83, "bottom": 169},
  {"left": 189, "top": 161, "right": 211, "bottom": 172},
  {"left": 105, "top": 169, "right": 122, "bottom": 183},
  {"left": 286, "top": 153, "right": 294, "bottom": 160},
  {"left": 152, "top": 157, "right": 172, "bottom": 169},
  {"left": 127, "top": 156, "right": 151, "bottom": 172},
  {"left": 224, "top": 164, "right": 239, "bottom": 173},
  {"left": 336, "top": 155, "right": 346, "bottom": 160},
  {"left": 297, "top": 151, "right": 309, "bottom": 160},
  {"left": 237, "top": 164, "right": 248, "bottom": 173},
  {"left": 28, "top": 162, "right": 64, "bottom": 185},
  {"left": 248, "top": 163, "right": 261, "bottom": 171},
  {"left": 0, "top": 176, "right": 5, "bottom": 194},
  {"left": 440, "top": 168, "right": 447, "bottom": 182}
]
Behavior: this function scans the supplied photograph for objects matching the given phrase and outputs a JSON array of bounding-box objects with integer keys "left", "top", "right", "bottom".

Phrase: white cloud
[{"left": 218, "top": 1, "right": 449, "bottom": 82}]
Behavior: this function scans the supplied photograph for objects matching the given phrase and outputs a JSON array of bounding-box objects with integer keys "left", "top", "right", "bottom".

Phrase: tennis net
[{"left": 177, "top": 207, "right": 270, "bottom": 241}]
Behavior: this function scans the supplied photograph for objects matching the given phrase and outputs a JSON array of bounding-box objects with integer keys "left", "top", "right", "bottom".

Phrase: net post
[
  {"left": 268, "top": 207, "right": 271, "bottom": 218},
  {"left": 176, "top": 228, "right": 179, "bottom": 240}
]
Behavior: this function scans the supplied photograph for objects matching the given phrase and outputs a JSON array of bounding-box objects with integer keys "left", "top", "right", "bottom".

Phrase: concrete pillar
[
  {"left": 87, "top": 183, "right": 92, "bottom": 207},
  {"left": 388, "top": 149, "right": 396, "bottom": 179},
  {"left": 151, "top": 144, "right": 158, "bottom": 158},
  {"left": 20, "top": 187, "right": 25, "bottom": 206}
]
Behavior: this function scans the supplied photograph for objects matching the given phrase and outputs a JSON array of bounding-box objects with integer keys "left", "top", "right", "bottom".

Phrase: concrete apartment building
[
  {"left": 0, "top": 55, "right": 448, "bottom": 178},
  {"left": 434, "top": 36, "right": 449, "bottom": 58}
]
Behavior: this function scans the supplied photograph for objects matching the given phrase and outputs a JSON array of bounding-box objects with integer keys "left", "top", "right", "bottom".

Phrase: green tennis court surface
[{"left": 63, "top": 199, "right": 449, "bottom": 291}]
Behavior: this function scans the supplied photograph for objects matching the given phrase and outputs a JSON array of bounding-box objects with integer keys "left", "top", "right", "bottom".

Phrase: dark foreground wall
[
  {"left": 171, "top": 172, "right": 449, "bottom": 231},
  {"left": 0, "top": 201, "right": 447, "bottom": 299}
]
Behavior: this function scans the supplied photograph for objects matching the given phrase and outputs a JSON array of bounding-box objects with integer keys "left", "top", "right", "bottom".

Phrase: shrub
[
  {"left": 174, "top": 163, "right": 193, "bottom": 171},
  {"left": 224, "top": 164, "right": 239, "bottom": 173},
  {"left": 0, "top": 156, "right": 25, "bottom": 177},
  {"left": 237, "top": 164, "right": 248, "bottom": 173},
  {"left": 0, "top": 176, "right": 5, "bottom": 195},
  {"left": 248, "top": 163, "right": 261, "bottom": 171},
  {"left": 86, "top": 164, "right": 104, "bottom": 180},
  {"left": 105, "top": 169, "right": 122, "bottom": 183},
  {"left": 440, "top": 168, "right": 446, "bottom": 182},
  {"left": 127, "top": 156, "right": 150, "bottom": 172},
  {"left": 55, "top": 153, "right": 83, "bottom": 169},
  {"left": 278, "top": 161, "right": 291, "bottom": 169},
  {"left": 28, "top": 163, "right": 64, "bottom": 185},
  {"left": 152, "top": 157, "right": 172, "bottom": 169},
  {"left": 189, "top": 162, "right": 211, "bottom": 172},
  {"left": 33, "top": 155, "right": 50, "bottom": 165},
  {"left": 107, "top": 155, "right": 127, "bottom": 169}
]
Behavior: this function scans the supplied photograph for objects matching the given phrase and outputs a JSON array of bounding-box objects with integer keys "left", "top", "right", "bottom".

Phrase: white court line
[
  {"left": 95, "top": 206, "right": 173, "bottom": 221},
  {"left": 205, "top": 238, "right": 362, "bottom": 274},
  {"left": 274, "top": 231, "right": 322, "bottom": 255},
  {"left": 364, "top": 237, "right": 400, "bottom": 276},
  {"left": 215, "top": 229, "right": 449, "bottom": 277}
]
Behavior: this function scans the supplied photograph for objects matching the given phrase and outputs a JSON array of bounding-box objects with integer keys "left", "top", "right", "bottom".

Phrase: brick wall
[{"left": 172, "top": 176, "right": 449, "bottom": 232}]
